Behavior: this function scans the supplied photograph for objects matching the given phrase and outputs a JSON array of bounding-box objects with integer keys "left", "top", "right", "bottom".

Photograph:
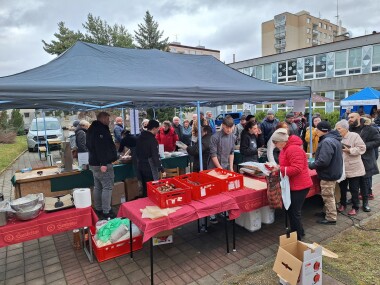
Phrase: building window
[
  {"left": 278, "top": 59, "right": 297, "bottom": 82},
  {"left": 324, "top": 33, "right": 327, "bottom": 39},
  {"left": 348, "top": 47, "right": 362, "bottom": 74},
  {"left": 328, "top": 26, "right": 332, "bottom": 31},
  {"left": 306, "top": 38, "right": 311, "bottom": 43},
  {"left": 304, "top": 56, "right": 314, "bottom": 79},
  {"left": 256, "top": 65, "right": 263, "bottom": 79},
  {"left": 318, "top": 22, "right": 322, "bottom": 28},
  {"left": 264, "top": 64, "right": 272, "bottom": 81},
  {"left": 306, "top": 28, "right": 310, "bottom": 34},
  {"left": 315, "top": 54, "right": 327, "bottom": 78},
  {"left": 323, "top": 24, "right": 327, "bottom": 29},
  {"left": 24, "top": 113, "right": 30, "bottom": 118},
  {"left": 372, "top": 45, "right": 380, "bottom": 72},
  {"left": 306, "top": 18, "right": 311, "bottom": 24},
  {"left": 335, "top": 50, "right": 347, "bottom": 76}
]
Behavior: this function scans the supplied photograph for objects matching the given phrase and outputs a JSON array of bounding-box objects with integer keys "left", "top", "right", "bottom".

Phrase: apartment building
[
  {"left": 168, "top": 42, "right": 220, "bottom": 60},
  {"left": 262, "top": 10, "right": 347, "bottom": 56},
  {"left": 227, "top": 32, "right": 380, "bottom": 114}
]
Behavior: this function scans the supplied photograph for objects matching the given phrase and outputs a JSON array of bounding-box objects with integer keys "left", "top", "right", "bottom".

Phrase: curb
[{"left": 0, "top": 149, "right": 27, "bottom": 177}]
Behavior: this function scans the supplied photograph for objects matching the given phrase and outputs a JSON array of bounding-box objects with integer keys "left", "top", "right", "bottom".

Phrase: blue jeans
[{"left": 91, "top": 164, "right": 114, "bottom": 213}]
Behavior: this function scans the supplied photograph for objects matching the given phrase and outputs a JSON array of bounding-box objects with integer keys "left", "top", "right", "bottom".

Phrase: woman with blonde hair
[
  {"left": 304, "top": 116, "right": 321, "bottom": 157},
  {"left": 335, "top": 119, "right": 366, "bottom": 216}
]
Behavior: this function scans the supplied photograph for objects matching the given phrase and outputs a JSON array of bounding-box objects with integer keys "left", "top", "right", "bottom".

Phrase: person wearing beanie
[
  {"left": 285, "top": 112, "right": 299, "bottom": 136},
  {"left": 309, "top": 121, "right": 343, "bottom": 225},
  {"left": 272, "top": 128, "right": 313, "bottom": 240},
  {"left": 348, "top": 112, "right": 380, "bottom": 211},
  {"left": 260, "top": 110, "right": 279, "bottom": 146}
]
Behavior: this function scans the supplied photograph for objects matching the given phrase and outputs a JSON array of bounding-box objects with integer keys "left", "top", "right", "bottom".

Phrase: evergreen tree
[
  {"left": 42, "top": 14, "right": 134, "bottom": 55},
  {"left": 0, "top": 111, "right": 8, "bottom": 129},
  {"left": 134, "top": 11, "right": 169, "bottom": 50},
  {"left": 9, "top": 109, "right": 24, "bottom": 135}
]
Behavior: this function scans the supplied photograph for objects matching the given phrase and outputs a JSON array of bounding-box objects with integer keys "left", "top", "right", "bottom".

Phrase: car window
[
  {"left": 216, "top": 114, "right": 224, "bottom": 120},
  {"left": 230, "top": 113, "right": 241, "bottom": 119},
  {"left": 30, "top": 121, "right": 61, "bottom": 131}
]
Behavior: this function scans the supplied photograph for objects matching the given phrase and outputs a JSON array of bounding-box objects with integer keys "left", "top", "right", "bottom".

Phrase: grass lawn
[
  {"left": 221, "top": 215, "right": 380, "bottom": 285},
  {"left": 0, "top": 135, "right": 27, "bottom": 173}
]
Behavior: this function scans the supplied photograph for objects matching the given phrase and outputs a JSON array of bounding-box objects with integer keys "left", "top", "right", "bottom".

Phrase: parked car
[
  {"left": 27, "top": 117, "right": 63, "bottom": 152},
  {"left": 214, "top": 112, "right": 243, "bottom": 126}
]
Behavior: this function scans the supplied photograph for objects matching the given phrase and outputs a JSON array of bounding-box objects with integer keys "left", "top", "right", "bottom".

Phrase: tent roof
[
  {"left": 0, "top": 41, "right": 310, "bottom": 110},
  {"left": 341, "top": 87, "right": 380, "bottom": 107}
]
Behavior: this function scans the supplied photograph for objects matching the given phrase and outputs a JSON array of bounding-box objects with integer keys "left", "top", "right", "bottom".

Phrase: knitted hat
[
  {"left": 72, "top": 120, "right": 80, "bottom": 127},
  {"left": 271, "top": 128, "right": 289, "bottom": 142},
  {"left": 316, "top": 121, "right": 331, "bottom": 132},
  {"left": 286, "top": 112, "right": 295, "bottom": 118},
  {"left": 267, "top": 109, "right": 275, "bottom": 115}
]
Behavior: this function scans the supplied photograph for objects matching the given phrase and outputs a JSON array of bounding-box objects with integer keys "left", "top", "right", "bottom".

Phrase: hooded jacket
[
  {"left": 349, "top": 117, "right": 380, "bottom": 177},
  {"left": 75, "top": 126, "right": 88, "bottom": 153},
  {"left": 279, "top": 135, "right": 313, "bottom": 191},
  {"left": 260, "top": 117, "right": 279, "bottom": 145},
  {"left": 309, "top": 130, "right": 343, "bottom": 181},
  {"left": 186, "top": 133, "right": 212, "bottom": 172},
  {"left": 239, "top": 130, "right": 264, "bottom": 162},
  {"left": 136, "top": 130, "right": 164, "bottom": 173},
  {"left": 156, "top": 126, "right": 179, "bottom": 152},
  {"left": 86, "top": 121, "right": 117, "bottom": 166}
]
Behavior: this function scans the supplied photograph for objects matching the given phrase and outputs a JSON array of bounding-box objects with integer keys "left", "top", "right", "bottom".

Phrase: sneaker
[
  {"left": 103, "top": 209, "right": 116, "bottom": 220},
  {"left": 348, "top": 209, "right": 357, "bottom": 216},
  {"left": 368, "top": 194, "right": 375, "bottom": 200},
  {"left": 209, "top": 216, "right": 218, "bottom": 224},
  {"left": 337, "top": 205, "right": 346, "bottom": 212}
]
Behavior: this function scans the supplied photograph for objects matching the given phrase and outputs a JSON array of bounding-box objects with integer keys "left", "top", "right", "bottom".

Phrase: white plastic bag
[
  {"left": 280, "top": 167, "right": 291, "bottom": 210},
  {"left": 337, "top": 155, "right": 346, "bottom": 183}
]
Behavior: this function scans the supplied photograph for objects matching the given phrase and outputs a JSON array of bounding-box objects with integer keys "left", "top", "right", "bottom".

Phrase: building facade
[
  {"left": 168, "top": 42, "right": 220, "bottom": 60},
  {"left": 227, "top": 33, "right": 380, "bottom": 114},
  {"left": 262, "top": 10, "right": 347, "bottom": 56}
]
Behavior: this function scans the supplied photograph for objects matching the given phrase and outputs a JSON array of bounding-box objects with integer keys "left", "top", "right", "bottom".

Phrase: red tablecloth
[
  {"left": 117, "top": 194, "right": 240, "bottom": 243},
  {"left": 0, "top": 207, "right": 98, "bottom": 247}
]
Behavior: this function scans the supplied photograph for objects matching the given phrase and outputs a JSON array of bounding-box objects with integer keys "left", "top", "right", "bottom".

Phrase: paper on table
[
  {"left": 78, "top": 152, "right": 89, "bottom": 166},
  {"left": 140, "top": 205, "right": 181, "bottom": 219},
  {"left": 243, "top": 177, "right": 267, "bottom": 190}
]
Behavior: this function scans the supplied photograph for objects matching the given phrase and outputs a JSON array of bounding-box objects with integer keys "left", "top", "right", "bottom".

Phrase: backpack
[{"left": 69, "top": 134, "right": 77, "bottom": 150}]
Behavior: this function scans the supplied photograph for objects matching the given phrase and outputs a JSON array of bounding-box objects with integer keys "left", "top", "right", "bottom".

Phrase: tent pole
[
  {"left": 35, "top": 110, "right": 40, "bottom": 157},
  {"left": 121, "top": 108, "right": 125, "bottom": 129},
  {"left": 197, "top": 101, "right": 203, "bottom": 171},
  {"left": 308, "top": 95, "right": 313, "bottom": 158},
  {"left": 133, "top": 108, "right": 137, "bottom": 135},
  {"left": 179, "top": 107, "right": 183, "bottom": 124},
  {"left": 42, "top": 110, "right": 50, "bottom": 164}
]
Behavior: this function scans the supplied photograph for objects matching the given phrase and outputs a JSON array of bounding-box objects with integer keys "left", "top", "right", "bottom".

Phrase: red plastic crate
[
  {"left": 91, "top": 232, "right": 143, "bottom": 262},
  {"left": 147, "top": 178, "right": 191, "bottom": 208},
  {"left": 174, "top": 172, "right": 222, "bottom": 200},
  {"left": 200, "top": 168, "right": 244, "bottom": 192}
]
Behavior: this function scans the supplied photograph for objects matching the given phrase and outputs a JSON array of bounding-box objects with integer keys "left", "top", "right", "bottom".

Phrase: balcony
[
  {"left": 274, "top": 20, "right": 286, "bottom": 28},
  {"left": 312, "top": 29, "right": 319, "bottom": 35},
  {"left": 274, "top": 42, "right": 286, "bottom": 49},
  {"left": 274, "top": 31, "right": 286, "bottom": 39}
]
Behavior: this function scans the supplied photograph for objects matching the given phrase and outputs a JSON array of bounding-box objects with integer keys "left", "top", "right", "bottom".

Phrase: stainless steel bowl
[
  {"left": 10, "top": 195, "right": 39, "bottom": 212},
  {"left": 15, "top": 204, "right": 42, "bottom": 221}
]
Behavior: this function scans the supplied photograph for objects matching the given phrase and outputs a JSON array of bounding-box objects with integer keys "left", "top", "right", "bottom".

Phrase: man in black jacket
[
  {"left": 309, "top": 121, "right": 343, "bottom": 225},
  {"left": 136, "top": 120, "right": 166, "bottom": 197},
  {"left": 86, "top": 112, "right": 118, "bottom": 219},
  {"left": 348, "top": 113, "right": 380, "bottom": 212}
]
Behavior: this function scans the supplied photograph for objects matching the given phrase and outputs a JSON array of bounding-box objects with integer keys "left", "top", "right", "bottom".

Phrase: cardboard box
[
  {"left": 273, "top": 232, "right": 337, "bottom": 285},
  {"left": 125, "top": 178, "right": 140, "bottom": 201},
  {"left": 152, "top": 229, "right": 173, "bottom": 246},
  {"left": 112, "top": 181, "right": 126, "bottom": 205}
]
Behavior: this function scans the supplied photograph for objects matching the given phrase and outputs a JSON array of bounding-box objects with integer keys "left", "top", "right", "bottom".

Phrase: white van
[{"left": 27, "top": 117, "right": 63, "bottom": 152}]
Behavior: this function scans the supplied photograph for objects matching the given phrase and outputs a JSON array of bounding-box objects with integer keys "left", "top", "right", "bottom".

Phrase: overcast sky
[{"left": 0, "top": 0, "right": 379, "bottom": 77}]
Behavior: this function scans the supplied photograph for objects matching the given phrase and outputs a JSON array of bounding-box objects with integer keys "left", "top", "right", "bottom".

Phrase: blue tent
[{"left": 340, "top": 87, "right": 380, "bottom": 107}]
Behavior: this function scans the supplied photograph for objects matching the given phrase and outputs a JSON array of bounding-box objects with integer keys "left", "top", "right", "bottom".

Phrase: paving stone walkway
[{"left": 1, "top": 150, "right": 379, "bottom": 284}]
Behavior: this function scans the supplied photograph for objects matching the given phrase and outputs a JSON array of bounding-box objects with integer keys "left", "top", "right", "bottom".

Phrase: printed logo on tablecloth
[
  {"left": 4, "top": 228, "right": 40, "bottom": 243},
  {"left": 46, "top": 224, "right": 55, "bottom": 232},
  {"left": 243, "top": 201, "right": 262, "bottom": 211}
]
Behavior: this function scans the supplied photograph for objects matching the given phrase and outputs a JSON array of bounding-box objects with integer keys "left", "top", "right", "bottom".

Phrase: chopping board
[{"left": 243, "top": 177, "right": 267, "bottom": 190}]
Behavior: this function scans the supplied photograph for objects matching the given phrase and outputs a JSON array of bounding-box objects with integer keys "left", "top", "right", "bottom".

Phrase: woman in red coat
[
  {"left": 156, "top": 121, "right": 179, "bottom": 152},
  {"left": 272, "top": 128, "right": 313, "bottom": 240}
]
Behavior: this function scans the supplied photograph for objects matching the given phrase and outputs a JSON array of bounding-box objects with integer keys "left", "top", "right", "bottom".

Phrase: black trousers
[
  {"left": 359, "top": 176, "right": 370, "bottom": 205},
  {"left": 339, "top": 177, "right": 360, "bottom": 210},
  {"left": 138, "top": 168, "right": 154, "bottom": 197},
  {"left": 288, "top": 188, "right": 309, "bottom": 241}
]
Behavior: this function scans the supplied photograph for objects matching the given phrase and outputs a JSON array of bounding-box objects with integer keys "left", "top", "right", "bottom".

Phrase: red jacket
[
  {"left": 279, "top": 135, "right": 313, "bottom": 191},
  {"left": 156, "top": 127, "right": 179, "bottom": 152}
]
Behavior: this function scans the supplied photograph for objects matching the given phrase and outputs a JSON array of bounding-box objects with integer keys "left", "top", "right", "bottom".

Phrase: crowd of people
[{"left": 74, "top": 108, "right": 380, "bottom": 233}]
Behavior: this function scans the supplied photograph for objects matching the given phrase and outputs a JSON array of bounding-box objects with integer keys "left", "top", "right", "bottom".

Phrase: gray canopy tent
[{"left": 0, "top": 41, "right": 312, "bottom": 168}]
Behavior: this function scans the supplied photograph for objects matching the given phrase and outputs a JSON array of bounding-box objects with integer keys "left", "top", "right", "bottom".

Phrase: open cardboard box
[
  {"left": 273, "top": 232, "right": 338, "bottom": 285},
  {"left": 152, "top": 229, "right": 173, "bottom": 246}
]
